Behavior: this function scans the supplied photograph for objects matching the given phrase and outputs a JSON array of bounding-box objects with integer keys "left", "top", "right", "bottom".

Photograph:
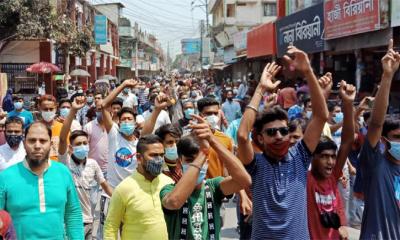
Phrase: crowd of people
[{"left": 0, "top": 40, "right": 399, "bottom": 240}]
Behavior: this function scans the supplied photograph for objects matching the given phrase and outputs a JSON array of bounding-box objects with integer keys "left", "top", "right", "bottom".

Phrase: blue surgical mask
[
  {"left": 388, "top": 140, "right": 400, "bottom": 161},
  {"left": 123, "top": 88, "right": 130, "bottom": 94},
  {"left": 306, "top": 111, "right": 312, "bottom": 119},
  {"left": 119, "top": 122, "right": 135, "bottom": 136},
  {"left": 14, "top": 102, "right": 23, "bottom": 110},
  {"left": 184, "top": 108, "right": 195, "bottom": 120},
  {"left": 165, "top": 145, "right": 178, "bottom": 161},
  {"left": 60, "top": 108, "right": 70, "bottom": 118},
  {"left": 334, "top": 112, "right": 344, "bottom": 123},
  {"left": 87, "top": 96, "right": 94, "bottom": 104},
  {"left": 182, "top": 163, "right": 208, "bottom": 185},
  {"left": 72, "top": 145, "right": 89, "bottom": 160}
]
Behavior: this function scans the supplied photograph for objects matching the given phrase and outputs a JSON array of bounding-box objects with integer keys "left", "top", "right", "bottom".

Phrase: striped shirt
[{"left": 245, "top": 140, "right": 312, "bottom": 240}]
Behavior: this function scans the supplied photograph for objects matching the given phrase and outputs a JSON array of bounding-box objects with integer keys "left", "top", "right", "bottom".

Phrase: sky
[{"left": 91, "top": 0, "right": 209, "bottom": 59}]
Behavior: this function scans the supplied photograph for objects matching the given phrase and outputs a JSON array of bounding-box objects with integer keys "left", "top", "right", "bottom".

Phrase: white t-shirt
[
  {"left": 0, "top": 143, "right": 26, "bottom": 171},
  {"left": 119, "top": 92, "right": 138, "bottom": 108},
  {"left": 58, "top": 152, "right": 105, "bottom": 223},
  {"left": 107, "top": 123, "right": 138, "bottom": 188},
  {"left": 142, "top": 109, "right": 171, "bottom": 133},
  {"left": 71, "top": 119, "right": 82, "bottom": 132}
]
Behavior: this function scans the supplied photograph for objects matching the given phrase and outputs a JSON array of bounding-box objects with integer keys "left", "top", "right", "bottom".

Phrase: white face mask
[
  {"left": 41, "top": 111, "right": 56, "bottom": 122},
  {"left": 206, "top": 114, "right": 220, "bottom": 130}
]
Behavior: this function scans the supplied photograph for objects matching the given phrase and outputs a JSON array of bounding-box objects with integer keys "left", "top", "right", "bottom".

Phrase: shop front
[
  {"left": 323, "top": 0, "right": 390, "bottom": 93},
  {"left": 247, "top": 21, "right": 276, "bottom": 81}
]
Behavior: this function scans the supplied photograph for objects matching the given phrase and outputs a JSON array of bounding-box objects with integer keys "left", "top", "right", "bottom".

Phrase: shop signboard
[
  {"left": 391, "top": 0, "right": 400, "bottom": 27},
  {"left": 181, "top": 38, "right": 201, "bottom": 55},
  {"left": 276, "top": 2, "right": 324, "bottom": 57},
  {"left": 233, "top": 30, "right": 248, "bottom": 52},
  {"left": 285, "top": 0, "right": 323, "bottom": 16},
  {"left": 223, "top": 46, "right": 237, "bottom": 64},
  {"left": 94, "top": 15, "right": 107, "bottom": 45},
  {"left": 324, "top": 0, "right": 380, "bottom": 39}
]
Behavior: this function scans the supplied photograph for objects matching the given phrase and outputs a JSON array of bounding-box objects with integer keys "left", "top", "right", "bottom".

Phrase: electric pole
[
  {"left": 200, "top": 20, "right": 204, "bottom": 70},
  {"left": 135, "top": 24, "right": 139, "bottom": 78}
]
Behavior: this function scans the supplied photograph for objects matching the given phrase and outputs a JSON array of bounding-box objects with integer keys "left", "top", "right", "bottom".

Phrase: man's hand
[
  {"left": 349, "top": 164, "right": 357, "bottom": 176},
  {"left": 258, "top": 62, "right": 281, "bottom": 93},
  {"left": 240, "top": 193, "right": 253, "bottom": 217},
  {"left": 123, "top": 79, "right": 138, "bottom": 88},
  {"left": 381, "top": 39, "right": 400, "bottom": 76},
  {"left": 72, "top": 96, "right": 86, "bottom": 110},
  {"left": 154, "top": 93, "right": 169, "bottom": 110},
  {"left": 190, "top": 115, "right": 213, "bottom": 144},
  {"left": 340, "top": 175, "right": 348, "bottom": 189},
  {"left": 283, "top": 46, "right": 312, "bottom": 74},
  {"left": 338, "top": 226, "right": 349, "bottom": 240},
  {"left": 264, "top": 92, "right": 278, "bottom": 110},
  {"left": 358, "top": 96, "right": 375, "bottom": 111},
  {"left": 339, "top": 80, "right": 356, "bottom": 103},
  {"left": 318, "top": 72, "right": 333, "bottom": 97}
]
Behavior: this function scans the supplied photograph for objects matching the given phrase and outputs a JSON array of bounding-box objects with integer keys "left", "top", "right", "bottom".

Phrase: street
[{"left": 221, "top": 200, "right": 361, "bottom": 240}]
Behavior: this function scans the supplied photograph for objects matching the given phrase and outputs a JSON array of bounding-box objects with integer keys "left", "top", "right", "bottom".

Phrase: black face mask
[
  {"left": 320, "top": 211, "right": 341, "bottom": 229},
  {"left": 5, "top": 135, "right": 23, "bottom": 148}
]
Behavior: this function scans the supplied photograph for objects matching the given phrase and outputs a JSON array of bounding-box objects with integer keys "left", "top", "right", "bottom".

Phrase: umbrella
[
  {"left": 70, "top": 69, "right": 91, "bottom": 77},
  {"left": 26, "top": 62, "right": 60, "bottom": 73},
  {"left": 98, "top": 75, "right": 116, "bottom": 80},
  {"left": 95, "top": 79, "right": 110, "bottom": 85}
]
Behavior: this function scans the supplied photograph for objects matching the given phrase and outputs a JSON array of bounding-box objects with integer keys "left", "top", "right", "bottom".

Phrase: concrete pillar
[
  {"left": 99, "top": 54, "right": 105, "bottom": 77},
  {"left": 89, "top": 52, "right": 97, "bottom": 83},
  {"left": 112, "top": 58, "right": 117, "bottom": 77},
  {"left": 39, "top": 41, "right": 52, "bottom": 95},
  {"left": 106, "top": 55, "right": 111, "bottom": 75}
]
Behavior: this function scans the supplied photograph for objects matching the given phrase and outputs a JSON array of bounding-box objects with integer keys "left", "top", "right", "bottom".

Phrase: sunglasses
[{"left": 263, "top": 127, "right": 289, "bottom": 137}]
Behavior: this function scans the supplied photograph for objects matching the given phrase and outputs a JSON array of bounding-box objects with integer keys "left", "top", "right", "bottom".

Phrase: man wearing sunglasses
[
  {"left": 238, "top": 46, "right": 329, "bottom": 239},
  {"left": 307, "top": 81, "right": 355, "bottom": 240}
]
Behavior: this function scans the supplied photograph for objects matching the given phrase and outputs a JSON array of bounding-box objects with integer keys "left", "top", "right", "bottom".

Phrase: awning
[
  {"left": 247, "top": 22, "right": 276, "bottom": 58},
  {"left": 325, "top": 28, "right": 392, "bottom": 53},
  {"left": 211, "top": 62, "right": 230, "bottom": 70},
  {"left": 233, "top": 53, "right": 247, "bottom": 60},
  {"left": 0, "top": 40, "right": 40, "bottom": 63}
]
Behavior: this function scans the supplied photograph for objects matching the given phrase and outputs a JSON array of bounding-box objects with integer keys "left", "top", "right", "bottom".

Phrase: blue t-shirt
[
  {"left": 7, "top": 110, "right": 34, "bottom": 129},
  {"left": 245, "top": 140, "right": 312, "bottom": 240},
  {"left": 359, "top": 139, "right": 400, "bottom": 239}
]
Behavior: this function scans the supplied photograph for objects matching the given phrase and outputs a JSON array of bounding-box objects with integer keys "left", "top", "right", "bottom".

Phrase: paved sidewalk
[{"left": 221, "top": 199, "right": 360, "bottom": 240}]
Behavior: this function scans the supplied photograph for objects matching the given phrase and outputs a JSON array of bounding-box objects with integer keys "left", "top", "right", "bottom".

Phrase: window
[
  {"left": 227, "top": 4, "right": 236, "bottom": 17},
  {"left": 263, "top": 3, "right": 277, "bottom": 17}
]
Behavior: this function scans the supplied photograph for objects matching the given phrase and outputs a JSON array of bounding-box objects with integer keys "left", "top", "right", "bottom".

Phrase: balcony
[{"left": 119, "top": 26, "right": 135, "bottom": 39}]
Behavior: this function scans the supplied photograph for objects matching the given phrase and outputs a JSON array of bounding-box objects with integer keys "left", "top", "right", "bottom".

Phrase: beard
[{"left": 27, "top": 151, "right": 50, "bottom": 169}]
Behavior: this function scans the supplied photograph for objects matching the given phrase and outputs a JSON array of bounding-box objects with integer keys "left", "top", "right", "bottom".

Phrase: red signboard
[
  {"left": 324, "top": 0, "right": 380, "bottom": 39},
  {"left": 247, "top": 22, "right": 276, "bottom": 59}
]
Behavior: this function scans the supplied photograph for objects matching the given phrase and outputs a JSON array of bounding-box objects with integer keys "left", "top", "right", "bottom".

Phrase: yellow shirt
[
  {"left": 322, "top": 122, "right": 333, "bottom": 140},
  {"left": 49, "top": 121, "right": 64, "bottom": 161},
  {"left": 206, "top": 130, "right": 233, "bottom": 179},
  {"left": 104, "top": 171, "right": 174, "bottom": 240}
]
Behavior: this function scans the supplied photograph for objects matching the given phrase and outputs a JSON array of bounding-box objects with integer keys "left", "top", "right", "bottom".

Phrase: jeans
[
  {"left": 84, "top": 223, "right": 93, "bottom": 240},
  {"left": 348, "top": 195, "right": 364, "bottom": 229},
  {"left": 239, "top": 213, "right": 252, "bottom": 240},
  {"left": 338, "top": 164, "right": 350, "bottom": 222}
]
